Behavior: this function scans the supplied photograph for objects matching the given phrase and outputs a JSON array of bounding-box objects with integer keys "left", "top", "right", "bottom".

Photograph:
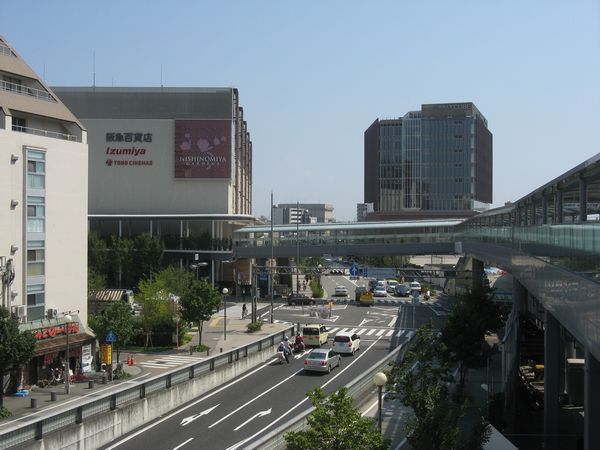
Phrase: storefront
[{"left": 20, "top": 314, "right": 96, "bottom": 387}]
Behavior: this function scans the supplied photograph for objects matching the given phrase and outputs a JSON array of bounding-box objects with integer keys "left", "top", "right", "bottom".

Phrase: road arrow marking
[
  {"left": 234, "top": 408, "right": 272, "bottom": 431},
  {"left": 294, "top": 350, "right": 311, "bottom": 359},
  {"left": 180, "top": 404, "right": 220, "bottom": 426}
]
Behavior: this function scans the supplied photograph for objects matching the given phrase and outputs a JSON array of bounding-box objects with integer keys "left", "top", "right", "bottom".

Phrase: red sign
[
  {"left": 174, "top": 120, "right": 231, "bottom": 179},
  {"left": 33, "top": 322, "right": 80, "bottom": 340}
]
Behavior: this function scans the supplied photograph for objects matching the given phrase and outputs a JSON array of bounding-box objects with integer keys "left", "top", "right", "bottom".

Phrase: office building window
[{"left": 27, "top": 151, "right": 45, "bottom": 189}]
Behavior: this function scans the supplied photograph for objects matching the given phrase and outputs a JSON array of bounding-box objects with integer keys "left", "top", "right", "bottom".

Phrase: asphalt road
[
  {"left": 103, "top": 335, "right": 402, "bottom": 450},
  {"left": 102, "top": 276, "right": 446, "bottom": 450}
]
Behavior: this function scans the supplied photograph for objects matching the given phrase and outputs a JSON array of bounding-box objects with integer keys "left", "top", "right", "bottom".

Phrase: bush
[
  {"left": 310, "top": 280, "right": 324, "bottom": 298},
  {"left": 0, "top": 406, "right": 11, "bottom": 419},
  {"left": 190, "top": 344, "right": 210, "bottom": 353},
  {"left": 247, "top": 321, "right": 262, "bottom": 332}
]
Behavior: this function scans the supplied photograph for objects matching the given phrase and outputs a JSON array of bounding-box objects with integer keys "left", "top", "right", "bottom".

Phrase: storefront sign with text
[{"left": 33, "top": 322, "right": 80, "bottom": 340}]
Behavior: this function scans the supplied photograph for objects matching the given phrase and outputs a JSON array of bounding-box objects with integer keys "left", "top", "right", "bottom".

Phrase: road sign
[
  {"left": 100, "top": 343, "right": 112, "bottom": 365},
  {"left": 349, "top": 265, "right": 359, "bottom": 276},
  {"left": 105, "top": 330, "right": 117, "bottom": 343},
  {"left": 259, "top": 271, "right": 269, "bottom": 281}
]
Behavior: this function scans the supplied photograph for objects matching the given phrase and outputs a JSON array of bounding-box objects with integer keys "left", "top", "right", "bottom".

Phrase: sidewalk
[{"left": 0, "top": 302, "right": 289, "bottom": 433}]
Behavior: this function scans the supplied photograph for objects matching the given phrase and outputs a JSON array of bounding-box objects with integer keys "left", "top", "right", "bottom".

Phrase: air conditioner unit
[
  {"left": 47, "top": 308, "right": 58, "bottom": 319},
  {"left": 11, "top": 305, "right": 26, "bottom": 323}
]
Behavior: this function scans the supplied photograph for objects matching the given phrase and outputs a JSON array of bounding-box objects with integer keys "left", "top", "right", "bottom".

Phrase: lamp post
[
  {"left": 64, "top": 314, "right": 73, "bottom": 395},
  {"left": 317, "top": 263, "right": 322, "bottom": 289},
  {"left": 373, "top": 372, "right": 388, "bottom": 432},
  {"left": 222, "top": 288, "right": 229, "bottom": 341}
]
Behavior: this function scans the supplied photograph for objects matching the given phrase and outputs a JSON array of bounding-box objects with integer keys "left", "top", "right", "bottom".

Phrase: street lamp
[
  {"left": 64, "top": 314, "right": 73, "bottom": 395},
  {"left": 373, "top": 372, "right": 388, "bottom": 432},
  {"left": 222, "top": 288, "right": 229, "bottom": 341},
  {"left": 317, "top": 263, "right": 322, "bottom": 289}
]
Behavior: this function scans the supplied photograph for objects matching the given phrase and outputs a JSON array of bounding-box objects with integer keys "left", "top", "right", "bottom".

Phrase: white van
[{"left": 410, "top": 281, "right": 422, "bottom": 292}]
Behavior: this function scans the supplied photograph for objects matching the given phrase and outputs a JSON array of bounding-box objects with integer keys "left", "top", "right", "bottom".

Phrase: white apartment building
[{"left": 0, "top": 36, "right": 89, "bottom": 332}]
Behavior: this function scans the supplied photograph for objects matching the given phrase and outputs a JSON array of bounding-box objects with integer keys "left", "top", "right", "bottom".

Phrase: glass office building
[{"left": 364, "top": 102, "right": 492, "bottom": 220}]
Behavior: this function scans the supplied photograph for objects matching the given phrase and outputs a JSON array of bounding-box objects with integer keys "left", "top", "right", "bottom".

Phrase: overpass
[{"left": 234, "top": 153, "right": 600, "bottom": 450}]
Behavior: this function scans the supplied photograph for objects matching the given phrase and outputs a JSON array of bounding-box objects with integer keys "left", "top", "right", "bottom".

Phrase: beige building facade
[{"left": 0, "top": 35, "right": 88, "bottom": 324}]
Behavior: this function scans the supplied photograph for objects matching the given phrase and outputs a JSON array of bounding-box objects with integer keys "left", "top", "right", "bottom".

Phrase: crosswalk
[
  {"left": 138, "top": 354, "right": 203, "bottom": 370},
  {"left": 273, "top": 320, "right": 413, "bottom": 340}
]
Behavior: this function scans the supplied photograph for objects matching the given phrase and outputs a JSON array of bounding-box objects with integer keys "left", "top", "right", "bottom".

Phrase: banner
[{"left": 174, "top": 120, "right": 231, "bottom": 178}]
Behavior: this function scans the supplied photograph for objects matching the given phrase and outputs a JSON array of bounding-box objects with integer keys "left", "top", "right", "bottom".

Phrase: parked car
[
  {"left": 288, "top": 293, "right": 315, "bottom": 306},
  {"left": 394, "top": 284, "right": 411, "bottom": 297},
  {"left": 410, "top": 281, "right": 422, "bottom": 292},
  {"left": 332, "top": 331, "right": 360, "bottom": 355},
  {"left": 373, "top": 286, "right": 388, "bottom": 297},
  {"left": 303, "top": 348, "right": 341, "bottom": 373},
  {"left": 334, "top": 285, "right": 348, "bottom": 296}
]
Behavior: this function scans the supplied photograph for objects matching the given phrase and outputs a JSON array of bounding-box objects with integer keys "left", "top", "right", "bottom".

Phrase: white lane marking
[
  {"left": 349, "top": 328, "right": 358, "bottom": 334},
  {"left": 396, "top": 330, "right": 405, "bottom": 337},
  {"left": 340, "top": 328, "right": 349, "bottom": 333},
  {"left": 208, "top": 367, "right": 303, "bottom": 428},
  {"left": 356, "top": 328, "right": 367, "bottom": 335},
  {"left": 388, "top": 316, "right": 397, "bottom": 328},
  {"left": 180, "top": 404, "right": 220, "bottom": 426},
  {"left": 173, "top": 437, "right": 194, "bottom": 450},
  {"left": 361, "top": 398, "right": 379, "bottom": 417},
  {"left": 294, "top": 350, "right": 311, "bottom": 359},
  {"left": 233, "top": 407, "right": 272, "bottom": 431},
  {"left": 376, "top": 329, "right": 385, "bottom": 336},
  {"left": 105, "top": 357, "right": 280, "bottom": 449},
  {"left": 328, "top": 328, "right": 339, "bottom": 333},
  {"left": 358, "top": 318, "right": 374, "bottom": 327},
  {"left": 385, "top": 330, "right": 394, "bottom": 337},
  {"left": 225, "top": 336, "right": 383, "bottom": 450},
  {"left": 161, "top": 355, "right": 200, "bottom": 360},
  {"left": 139, "top": 364, "right": 175, "bottom": 369},
  {"left": 366, "top": 329, "right": 376, "bottom": 336}
]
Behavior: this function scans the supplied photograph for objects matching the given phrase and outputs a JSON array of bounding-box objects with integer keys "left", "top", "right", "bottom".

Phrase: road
[{"left": 103, "top": 276, "right": 445, "bottom": 450}]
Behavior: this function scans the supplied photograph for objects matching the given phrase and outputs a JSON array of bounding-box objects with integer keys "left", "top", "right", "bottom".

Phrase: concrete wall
[{"left": 20, "top": 341, "right": 282, "bottom": 450}]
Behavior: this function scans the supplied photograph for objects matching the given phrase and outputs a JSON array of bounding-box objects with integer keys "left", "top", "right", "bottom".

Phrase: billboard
[{"left": 174, "top": 120, "right": 231, "bottom": 178}]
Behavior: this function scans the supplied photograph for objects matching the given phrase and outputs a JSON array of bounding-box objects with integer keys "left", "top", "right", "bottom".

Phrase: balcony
[
  {"left": 11, "top": 124, "right": 80, "bottom": 142},
  {"left": 1, "top": 79, "right": 56, "bottom": 103}
]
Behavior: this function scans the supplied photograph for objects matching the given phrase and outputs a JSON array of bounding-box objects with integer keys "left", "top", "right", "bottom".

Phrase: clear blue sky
[{"left": 2, "top": 1, "right": 599, "bottom": 221}]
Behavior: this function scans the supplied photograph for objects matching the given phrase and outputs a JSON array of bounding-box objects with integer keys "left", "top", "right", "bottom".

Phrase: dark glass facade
[{"left": 364, "top": 102, "right": 492, "bottom": 218}]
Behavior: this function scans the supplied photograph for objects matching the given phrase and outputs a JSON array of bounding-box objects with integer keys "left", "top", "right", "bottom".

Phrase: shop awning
[{"left": 33, "top": 333, "right": 96, "bottom": 356}]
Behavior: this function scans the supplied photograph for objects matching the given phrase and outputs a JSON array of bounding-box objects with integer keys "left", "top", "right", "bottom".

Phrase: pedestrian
[{"left": 242, "top": 303, "right": 247, "bottom": 319}]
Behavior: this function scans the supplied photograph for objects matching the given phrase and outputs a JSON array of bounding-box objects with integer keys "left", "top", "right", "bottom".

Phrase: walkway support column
[
  {"left": 471, "top": 258, "right": 484, "bottom": 292},
  {"left": 555, "top": 189, "right": 563, "bottom": 224},
  {"left": 585, "top": 351, "right": 600, "bottom": 450},
  {"left": 544, "top": 311, "right": 560, "bottom": 450},
  {"left": 542, "top": 196, "right": 548, "bottom": 225},
  {"left": 579, "top": 177, "right": 587, "bottom": 223}
]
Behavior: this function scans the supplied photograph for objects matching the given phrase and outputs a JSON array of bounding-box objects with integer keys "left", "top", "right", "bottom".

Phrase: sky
[{"left": 2, "top": 1, "right": 599, "bottom": 221}]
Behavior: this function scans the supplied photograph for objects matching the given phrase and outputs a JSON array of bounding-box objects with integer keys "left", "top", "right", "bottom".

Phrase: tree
[
  {"left": 0, "top": 307, "right": 35, "bottom": 408},
  {"left": 441, "top": 288, "right": 503, "bottom": 386},
  {"left": 285, "top": 387, "right": 389, "bottom": 450},
  {"left": 136, "top": 276, "right": 174, "bottom": 345},
  {"left": 88, "top": 268, "right": 106, "bottom": 293},
  {"left": 88, "top": 301, "right": 138, "bottom": 363},
  {"left": 387, "top": 323, "right": 490, "bottom": 450},
  {"left": 130, "top": 233, "right": 164, "bottom": 283},
  {"left": 179, "top": 277, "right": 221, "bottom": 346}
]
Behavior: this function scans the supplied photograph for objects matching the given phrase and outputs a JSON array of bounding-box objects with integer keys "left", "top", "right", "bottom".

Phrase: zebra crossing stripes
[
  {"left": 139, "top": 354, "right": 203, "bottom": 369},
  {"left": 326, "top": 327, "right": 409, "bottom": 339}
]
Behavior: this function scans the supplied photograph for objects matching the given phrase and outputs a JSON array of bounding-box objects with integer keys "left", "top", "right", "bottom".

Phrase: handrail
[
  {"left": 0, "top": 325, "right": 294, "bottom": 449},
  {"left": 247, "top": 331, "right": 416, "bottom": 450},
  {"left": 0, "top": 80, "right": 56, "bottom": 102},
  {"left": 11, "top": 124, "right": 79, "bottom": 142}
]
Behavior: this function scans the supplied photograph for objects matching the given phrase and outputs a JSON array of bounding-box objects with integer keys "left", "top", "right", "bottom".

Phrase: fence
[{"left": 0, "top": 326, "right": 294, "bottom": 449}]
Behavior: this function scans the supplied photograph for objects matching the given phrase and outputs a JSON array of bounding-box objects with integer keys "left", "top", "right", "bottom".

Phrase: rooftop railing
[
  {"left": 1, "top": 80, "right": 56, "bottom": 102},
  {"left": 12, "top": 124, "right": 79, "bottom": 142}
]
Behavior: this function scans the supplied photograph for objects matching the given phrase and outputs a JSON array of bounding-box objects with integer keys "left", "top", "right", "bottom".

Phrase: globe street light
[
  {"left": 64, "top": 314, "right": 73, "bottom": 394},
  {"left": 222, "top": 288, "right": 229, "bottom": 341},
  {"left": 373, "top": 371, "right": 388, "bottom": 432}
]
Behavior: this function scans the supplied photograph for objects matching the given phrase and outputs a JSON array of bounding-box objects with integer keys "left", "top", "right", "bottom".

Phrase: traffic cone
[{"left": 127, "top": 355, "right": 133, "bottom": 366}]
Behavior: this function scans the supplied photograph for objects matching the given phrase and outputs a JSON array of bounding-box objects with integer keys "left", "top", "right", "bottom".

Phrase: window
[
  {"left": 27, "top": 248, "right": 45, "bottom": 276},
  {"left": 27, "top": 293, "right": 44, "bottom": 306},
  {"left": 3, "top": 75, "right": 22, "bottom": 92},
  {"left": 12, "top": 117, "right": 26, "bottom": 132},
  {"left": 27, "top": 151, "right": 45, "bottom": 189},
  {"left": 27, "top": 196, "right": 45, "bottom": 232}
]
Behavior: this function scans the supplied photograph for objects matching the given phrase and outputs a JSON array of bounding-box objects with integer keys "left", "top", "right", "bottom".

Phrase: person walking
[{"left": 241, "top": 303, "right": 247, "bottom": 319}]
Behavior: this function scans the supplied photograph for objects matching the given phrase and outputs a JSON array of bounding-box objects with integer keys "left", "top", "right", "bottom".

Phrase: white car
[
  {"left": 386, "top": 280, "right": 399, "bottom": 293},
  {"left": 332, "top": 331, "right": 360, "bottom": 355},
  {"left": 373, "top": 286, "right": 387, "bottom": 297},
  {"left": 410, "top": 281, "right": 422, "bottom": 292},
  {"left": 334, "top": 285, "right": 348, "bottom": 296}
]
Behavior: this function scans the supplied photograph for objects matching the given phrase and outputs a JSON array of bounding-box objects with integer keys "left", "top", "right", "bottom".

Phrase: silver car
[{"left": 303, "top": 348, "right": 341, "bottom": 373}]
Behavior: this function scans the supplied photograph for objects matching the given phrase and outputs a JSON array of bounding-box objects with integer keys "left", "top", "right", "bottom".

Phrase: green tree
[
  {"left": 0, "top": 307, "right": 36, "bottom": 408},
  {"left": 88, "top": 232, "right": 110, "bottom": 275},
  {"left": 179, "top": 277, "right": 221, "bottom": 346},
  {"left": 387, "top": 323, "right": 490, "bottom": 450},
  {"left": 88, "top": 268, "right": 106, "bottom": 293},
  {"left": 136, "top": 275, "right": 177, "bottom": 346},
  {"left": 441, "top": 288, "right": 503, "bottom": 386},
  {"left": 131, "top": 233, "right": 164, "bottom": 283},
  {"left": 88, "top": 301, "right": 138, "bottom": 363},
  {"left": 285, "top": 387, "right": 389, "bottom": 450}
]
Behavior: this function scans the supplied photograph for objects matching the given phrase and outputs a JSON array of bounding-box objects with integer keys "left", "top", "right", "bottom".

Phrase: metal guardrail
[
  {"left": 248, "top": 331, "right": 416, "bottom": 450},
  {"left": 0, "top": 326, "right": 294, "bottom": 449}
]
